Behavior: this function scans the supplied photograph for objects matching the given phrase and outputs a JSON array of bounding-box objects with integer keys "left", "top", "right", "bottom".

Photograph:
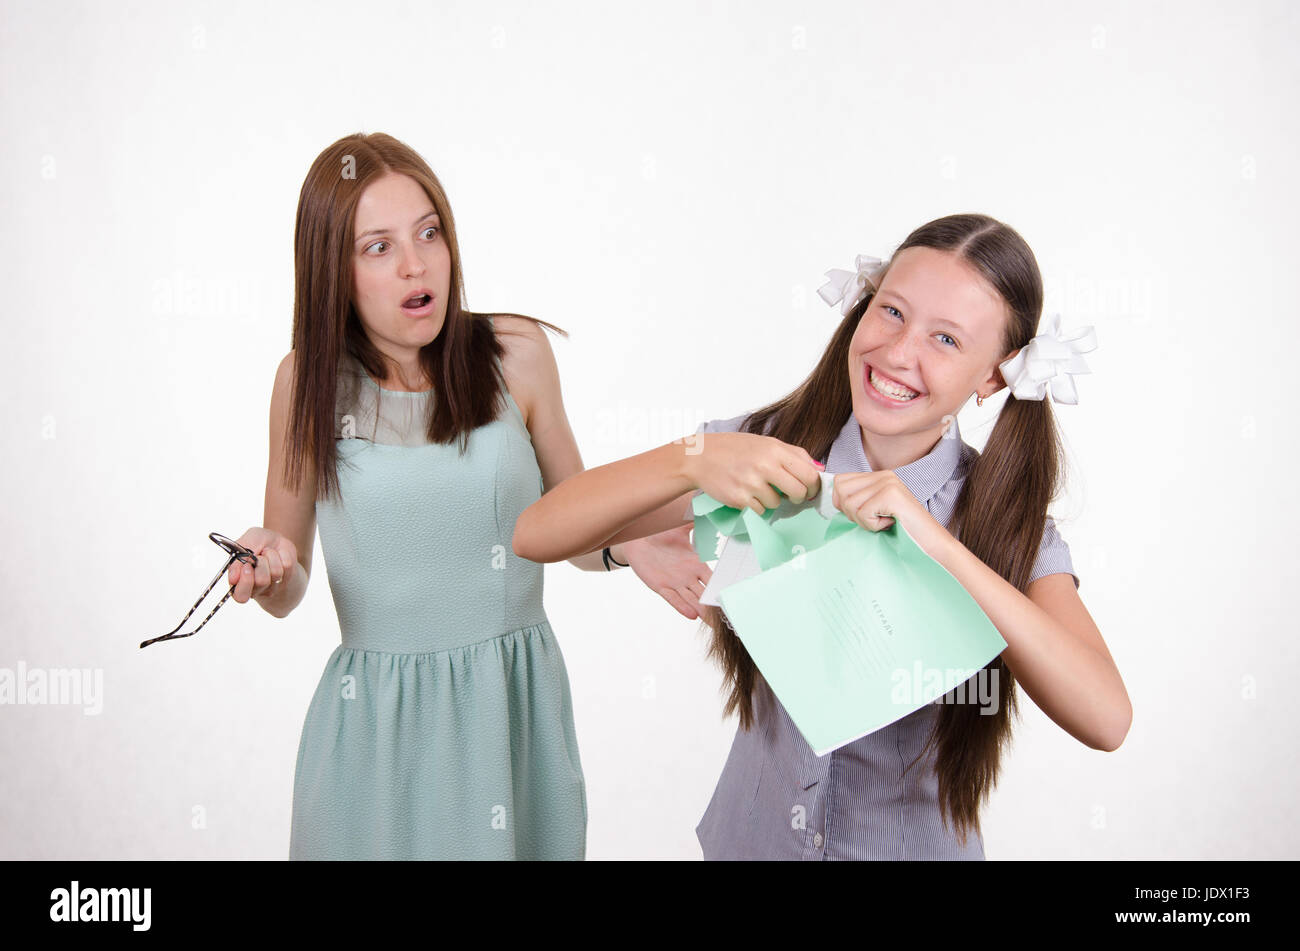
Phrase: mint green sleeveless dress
[{"left": 288, "top": 332, "right": 587, "bottom": 860}]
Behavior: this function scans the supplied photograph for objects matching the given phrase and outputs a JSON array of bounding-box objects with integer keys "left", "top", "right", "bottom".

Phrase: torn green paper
[
  {"left": 692, "top": 484, "right": 1008, "bottom": 756},
  {"left": 691, "top": 479, "right": 856, "bottom": 569}
]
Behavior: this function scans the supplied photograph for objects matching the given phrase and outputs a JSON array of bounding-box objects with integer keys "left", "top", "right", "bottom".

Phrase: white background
[{"left": 1, "top": 0, "right": 1296, "bottom": 859}]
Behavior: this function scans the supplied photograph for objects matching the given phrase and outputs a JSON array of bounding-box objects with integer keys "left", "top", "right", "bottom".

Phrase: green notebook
[{"left": 692, "top": 477, "right": 1007, "bottom": 755}]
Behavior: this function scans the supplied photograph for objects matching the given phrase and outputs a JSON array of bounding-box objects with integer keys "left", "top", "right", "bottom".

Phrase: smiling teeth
[{"left": 870, "top": 368, "right": 919, "bottom": 401}]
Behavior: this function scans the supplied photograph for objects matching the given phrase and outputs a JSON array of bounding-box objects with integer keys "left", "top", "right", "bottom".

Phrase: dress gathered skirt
[{"left": 288, "top": 347, "right": 586, "bottom": 860}]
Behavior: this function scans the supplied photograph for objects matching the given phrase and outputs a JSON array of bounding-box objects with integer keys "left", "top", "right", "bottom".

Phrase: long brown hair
[
  {"left": 701, "top": 213, "right": 1063, "bottom": 846},
  {"left": 283, "top": 131, "right": 564, "bottom": 500}
]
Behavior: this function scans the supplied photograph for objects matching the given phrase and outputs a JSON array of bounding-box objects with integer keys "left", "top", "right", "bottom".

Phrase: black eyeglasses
[{"left": 140, "top": 533, "right": 259, "bottom": 649}]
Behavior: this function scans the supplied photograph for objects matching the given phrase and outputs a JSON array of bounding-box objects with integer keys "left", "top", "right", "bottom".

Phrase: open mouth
[
  {"left": 397, "top": 294, "right": 434, "bottom": 314},
  {"left": 867, "top": 365, "right": 921, "bottom": 402}
]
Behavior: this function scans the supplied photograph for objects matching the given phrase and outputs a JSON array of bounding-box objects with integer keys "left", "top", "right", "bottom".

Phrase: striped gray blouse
[{"left": 688, "top": 410, "right": 1078, "bottom": 860}]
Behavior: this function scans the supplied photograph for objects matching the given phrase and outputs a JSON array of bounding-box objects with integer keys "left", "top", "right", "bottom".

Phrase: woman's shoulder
[
  {"left": 485, "top": 314, "right": 556, "bottom": 431},
  {"left": 695, "top": 410, "right": 767, "bottom": 436},
  {"left": 490, "top": 314, "right": 552, "bottom": 376},
  {"left": 490, "top": 313, "right": 549, "bottom": 346},
  {"left": 273, "top": 349, "right": 300, "bottom": 396}
]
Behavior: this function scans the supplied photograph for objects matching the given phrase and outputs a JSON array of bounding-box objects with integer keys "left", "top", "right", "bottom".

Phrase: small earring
[{"left": 976, "top": 394, "right": 985, "bottom": 407}]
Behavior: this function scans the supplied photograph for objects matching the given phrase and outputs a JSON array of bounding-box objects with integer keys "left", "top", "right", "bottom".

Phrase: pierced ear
[{"left": 988, "top": 347, "right": 1020, "bottom": 395}]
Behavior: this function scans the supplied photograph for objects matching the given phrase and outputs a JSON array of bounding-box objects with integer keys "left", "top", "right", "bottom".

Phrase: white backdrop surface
[{"left": 1, "top": 0, "right": 1295, "bottom": 859}]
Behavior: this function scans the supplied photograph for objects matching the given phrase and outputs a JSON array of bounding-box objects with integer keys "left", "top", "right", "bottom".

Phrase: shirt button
[{"left": 813, "top": 833, "right": 824, "bottom": 848}]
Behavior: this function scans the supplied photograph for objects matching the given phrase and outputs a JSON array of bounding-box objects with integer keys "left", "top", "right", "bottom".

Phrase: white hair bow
[
  {"left": 998, "top": 313, "right": 1098, "bottom": 404},
  {"left": 817, "top": 254, "right": 889, "bottom": 316}
]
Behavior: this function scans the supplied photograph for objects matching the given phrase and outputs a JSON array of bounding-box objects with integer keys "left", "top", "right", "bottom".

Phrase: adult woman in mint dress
[{"left": 223, "top": 132, "right": 707, "bottom": 859}]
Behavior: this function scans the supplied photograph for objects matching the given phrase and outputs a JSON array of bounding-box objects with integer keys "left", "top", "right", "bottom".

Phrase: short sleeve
[
  {"left": 681, "top": 413, "right": 753, "bottom": 520},
  {"left": 1029, "top": 515, "right": 1080, "bottom": 590}
]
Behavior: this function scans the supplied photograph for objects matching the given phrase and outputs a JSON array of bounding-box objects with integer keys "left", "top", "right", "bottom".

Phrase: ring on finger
[{"left": 262, "top": 549, "right": 282, "bottom": 584}]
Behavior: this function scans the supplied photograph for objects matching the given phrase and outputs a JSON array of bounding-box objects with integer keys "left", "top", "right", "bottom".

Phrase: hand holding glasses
[{"left": 140, "top": 533, "right": 260, "bottom": 649}]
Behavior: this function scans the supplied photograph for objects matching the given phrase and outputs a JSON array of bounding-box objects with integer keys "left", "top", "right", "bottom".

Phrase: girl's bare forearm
[
  {"left": 251, "top": 562, "right": 310, "bottom": 619},
  {"left": 515, "top": 441, "right": 695, "bottom": 563},
  {"left": 565, "top": 542, "right": 630, "bottom": 572},
  {"left": 931, "top": 534, "right": 1131, "bottom": 750}
]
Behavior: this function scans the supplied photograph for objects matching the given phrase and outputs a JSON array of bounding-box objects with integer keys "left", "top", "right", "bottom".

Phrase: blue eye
[{"left": 882, "top": 303, "right": 957, "bottom": 347}]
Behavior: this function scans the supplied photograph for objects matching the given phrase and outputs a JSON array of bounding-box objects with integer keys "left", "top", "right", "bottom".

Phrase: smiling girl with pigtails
[{"left": 514, "top": 213, "right": 1131, "bottom": 860}]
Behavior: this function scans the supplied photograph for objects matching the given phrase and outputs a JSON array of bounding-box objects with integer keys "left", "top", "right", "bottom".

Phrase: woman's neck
[
  {"left": 372, "top": 347, "right": 430, "bottom": 392},
  {"left": 859, "top": 420, "right": 949, "bottom": 472},
  {"left": 376, "top": 370, "right": 430, "bottom": 392}
]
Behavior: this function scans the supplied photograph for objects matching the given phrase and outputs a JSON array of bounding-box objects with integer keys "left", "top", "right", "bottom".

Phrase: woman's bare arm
[
  {"left": 231, "top": 351, "right": 317, "bottom": 618},
  {"left": 513, "top": 440, "right": 699, "bottom": 563}
]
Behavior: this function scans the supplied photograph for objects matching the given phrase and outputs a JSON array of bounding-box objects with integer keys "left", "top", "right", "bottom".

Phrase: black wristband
[{"left": 602, "top": 546, "right": 628, "bottom": 570}]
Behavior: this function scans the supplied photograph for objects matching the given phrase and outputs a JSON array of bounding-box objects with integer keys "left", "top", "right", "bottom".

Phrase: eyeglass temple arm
[{"left": 139, "top": 554, "right": 244, "bottom": 649}]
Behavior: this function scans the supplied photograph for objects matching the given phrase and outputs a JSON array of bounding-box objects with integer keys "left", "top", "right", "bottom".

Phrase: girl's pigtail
[{"left": 915, "top": 393, "right": 1065, "bottom": 845}]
